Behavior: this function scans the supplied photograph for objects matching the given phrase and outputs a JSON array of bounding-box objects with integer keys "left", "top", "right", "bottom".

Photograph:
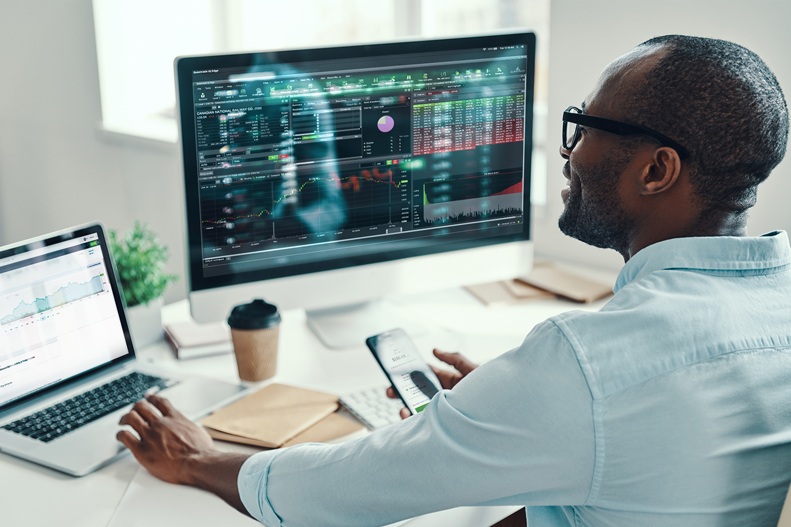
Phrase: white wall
[
  {"left": 0, "top": 0, "right": 789, "bottom": 304},
  {"left": 0, "top": 0, "right": 187, "bottom": 303},
  {"left": 536, "top": 0, "right": 791, "bottom": 270}
]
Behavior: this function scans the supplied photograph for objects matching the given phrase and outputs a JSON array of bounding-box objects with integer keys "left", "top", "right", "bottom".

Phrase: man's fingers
[
  {"left": 386, "top": 387, "right": 409, "bottom": 419},
  {"left": 146, "top": 393, "right": 177, "bottom": 417},
  {"left": 433, "top": 349, "right": 478, "bottom": 375},
  {"left": 116, "top": 429, "right": 142, "bottom": 453},
  {"left": 119, "top": 410, "right": 150, "bottom": 436},
  {"left": 430, "top": 365, "right": 459, "bottom": 390},
  {"left": 132, "top": 399, "right": 161, "bottom": 424}
]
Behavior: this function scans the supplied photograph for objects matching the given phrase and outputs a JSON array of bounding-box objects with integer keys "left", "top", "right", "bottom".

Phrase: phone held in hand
[{"left": 365, "top": 328, "right": 443, "bottom": 415}]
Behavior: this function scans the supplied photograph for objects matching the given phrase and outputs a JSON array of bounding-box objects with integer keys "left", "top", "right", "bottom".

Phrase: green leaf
[{"left": 109, "top": 221, "right": 179, "bottom": 307}]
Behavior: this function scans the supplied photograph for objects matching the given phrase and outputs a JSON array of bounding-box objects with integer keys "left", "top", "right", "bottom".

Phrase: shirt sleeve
[{"left": 237, "top": 320, "right": 595, "bottom": 527}]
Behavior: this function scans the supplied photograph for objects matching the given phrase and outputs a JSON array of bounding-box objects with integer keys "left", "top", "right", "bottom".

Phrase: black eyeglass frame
[{"left": 562, "top": 106, "right": 690, "bottom": 159}]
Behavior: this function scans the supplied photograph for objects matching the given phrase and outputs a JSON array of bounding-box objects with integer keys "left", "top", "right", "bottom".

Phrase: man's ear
[{"left": 641, "top": 146, "right": 682, "bottom": 195}]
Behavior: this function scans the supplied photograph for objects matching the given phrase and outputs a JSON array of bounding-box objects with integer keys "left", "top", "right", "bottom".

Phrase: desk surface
[{"left": 0, "top": 270, "right": 616, "bottom": 527}]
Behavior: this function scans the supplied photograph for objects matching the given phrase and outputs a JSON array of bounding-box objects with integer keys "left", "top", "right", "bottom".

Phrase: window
[{"left": 92, "top": 0, "right": 548, "bottom": 204}]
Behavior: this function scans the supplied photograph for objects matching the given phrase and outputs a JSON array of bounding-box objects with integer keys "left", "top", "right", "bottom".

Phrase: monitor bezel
[
  {"left": 0, "top": 223, "right": 136, "bottom": 411},
  {"left": 176, "top": 32, "right": 536, "bottom": 293}
]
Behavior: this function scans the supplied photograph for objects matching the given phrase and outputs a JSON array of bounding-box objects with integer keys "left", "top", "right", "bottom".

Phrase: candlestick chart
[{"left": 199, "top": 166, "right": 410, "bottom": 248}]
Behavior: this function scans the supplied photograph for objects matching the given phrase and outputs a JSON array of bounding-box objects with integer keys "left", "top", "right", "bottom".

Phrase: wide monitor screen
[{"left": 177, "top": 33, "right": 535, "bottom": 291}]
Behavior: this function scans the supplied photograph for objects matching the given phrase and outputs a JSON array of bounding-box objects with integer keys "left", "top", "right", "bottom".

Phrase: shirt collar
[{"left": 614, "top": 231, "right": 791, "bottom": 293}]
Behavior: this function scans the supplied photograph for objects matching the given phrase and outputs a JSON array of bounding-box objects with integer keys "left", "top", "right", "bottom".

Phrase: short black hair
[{"left": 625, "top": 35, "right": 788, "bottom": 214}]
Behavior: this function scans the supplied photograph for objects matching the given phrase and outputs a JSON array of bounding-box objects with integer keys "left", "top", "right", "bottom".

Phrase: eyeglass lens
[
  {"left": 563, "top": 120, "right": 578, "bottom": 150},
  {"left": 563, "top": 107, "right": 582, "bottom": 150}
]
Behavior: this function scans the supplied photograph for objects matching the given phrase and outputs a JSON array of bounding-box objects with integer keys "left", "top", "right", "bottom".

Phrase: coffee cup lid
[{"left": 227, "top": 299, "right": 281, "bottom": 330}]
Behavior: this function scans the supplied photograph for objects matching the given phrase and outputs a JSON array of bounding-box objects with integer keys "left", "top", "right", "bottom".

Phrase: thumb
[{"left": 433, "top": 349, "right": 478, "bottom": 376}]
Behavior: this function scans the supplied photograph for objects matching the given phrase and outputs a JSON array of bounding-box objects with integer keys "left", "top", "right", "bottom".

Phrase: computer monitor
[{"left": 175, "top": 33, "right": 536, "bottom": 348}]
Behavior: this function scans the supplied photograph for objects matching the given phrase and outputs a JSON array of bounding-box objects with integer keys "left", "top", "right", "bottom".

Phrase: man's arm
[
  {"left": 116, "top": 394, "right": 251, "bottom": 516},
  {"left": 118, "top": 320, "right": 595, "bottom": 527},
  {"left": 117, "top": 348, "right": 481, "bottom": 507}
]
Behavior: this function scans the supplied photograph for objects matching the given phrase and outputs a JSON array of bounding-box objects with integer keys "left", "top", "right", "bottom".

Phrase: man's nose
[{"left": 559, "top": 143, "right": 571, "bottom": 160}]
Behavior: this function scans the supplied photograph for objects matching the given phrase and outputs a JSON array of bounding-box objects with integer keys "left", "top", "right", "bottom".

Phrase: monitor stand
[{"left": 306, "top": 299, "right": 429, "bottom": 349}]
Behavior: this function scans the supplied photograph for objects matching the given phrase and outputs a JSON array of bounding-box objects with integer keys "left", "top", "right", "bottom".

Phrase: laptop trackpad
[{"left": 154, "top": 377, "right": 244, "bottom": 421}]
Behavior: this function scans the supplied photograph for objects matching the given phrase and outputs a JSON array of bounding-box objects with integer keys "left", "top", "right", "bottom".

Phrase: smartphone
[{"left": 366, "top": 328, "right": 443, "bottom": 415}]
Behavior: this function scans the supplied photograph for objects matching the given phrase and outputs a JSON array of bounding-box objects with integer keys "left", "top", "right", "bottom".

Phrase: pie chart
[{"left": 377, "top": 115, "right": 395, "bottom": 132}]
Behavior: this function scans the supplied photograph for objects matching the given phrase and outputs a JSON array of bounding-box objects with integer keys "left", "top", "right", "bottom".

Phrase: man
[{"left": 118, "top": 35, "right": 791, "bottom": 526}]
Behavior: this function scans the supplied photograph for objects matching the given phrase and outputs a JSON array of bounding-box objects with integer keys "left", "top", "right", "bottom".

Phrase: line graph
[
  {"left": 418, "top": 169, "right": 523, "bottom": 225},
  {"left": 201, "top": 172, "right": 405, "bottom": 225},
  {"left": 1, "top": 275, "right": 104, "bottom": 325},
  {"left": 199, "top": 165, "right": 410, "bottom": 248},
  {"left": 422, "top": 170, "right": 523, "bottom": 205},
  {"left": 424, "top": 203, "right": 522, "bottom": 225}
]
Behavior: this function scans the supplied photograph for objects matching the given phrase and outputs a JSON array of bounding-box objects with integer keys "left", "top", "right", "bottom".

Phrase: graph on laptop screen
[
  {"left": 0, "top": 235, "right": 129, "bottom": 407},
  {"left": 182, "top": 35, "right": 534, "bottom": 287}
]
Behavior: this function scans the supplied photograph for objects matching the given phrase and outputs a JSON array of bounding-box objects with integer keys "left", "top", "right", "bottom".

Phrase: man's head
[{"left": 559, "top": 35, "right": 789, "bottom": 259}]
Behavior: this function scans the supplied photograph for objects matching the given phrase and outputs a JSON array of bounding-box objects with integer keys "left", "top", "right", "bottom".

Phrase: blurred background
[{"left": 0, "top": 0, "right": 788, "bottom": 303}]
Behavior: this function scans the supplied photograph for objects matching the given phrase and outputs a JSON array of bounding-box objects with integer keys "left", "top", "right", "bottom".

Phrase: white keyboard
[{"left": 340, "top": 386, "right": 405, "bottom": 429}]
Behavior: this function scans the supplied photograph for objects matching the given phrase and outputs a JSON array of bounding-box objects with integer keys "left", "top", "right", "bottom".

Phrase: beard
[{"left": 558, "top": 153, "right": 634, "bottom": 254}]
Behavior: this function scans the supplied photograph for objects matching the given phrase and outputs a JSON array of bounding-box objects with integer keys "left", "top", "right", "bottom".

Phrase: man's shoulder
[{"left": 545, "top": 267, "right": 791, "bottom": 399}]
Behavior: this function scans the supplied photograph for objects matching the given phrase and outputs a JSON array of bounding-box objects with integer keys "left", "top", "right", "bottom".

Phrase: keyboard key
[
  {"left": 341, "top": 386, "right": 409, "bottom": 430},
  {"left": 1, "top": 372, "right": 168, "bottom": 443},
  {"left": 368, "top": 417, "right": 389, "bottom": 429}
]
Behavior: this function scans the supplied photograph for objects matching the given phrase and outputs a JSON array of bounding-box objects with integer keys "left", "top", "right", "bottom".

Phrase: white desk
[{"left": 0, "top": 275, "right": 615, "bottom": 527}]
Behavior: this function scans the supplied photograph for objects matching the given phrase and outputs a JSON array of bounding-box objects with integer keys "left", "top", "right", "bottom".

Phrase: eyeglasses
[{"left": 562, "top": 106, "right": 690, "bottom": 159}]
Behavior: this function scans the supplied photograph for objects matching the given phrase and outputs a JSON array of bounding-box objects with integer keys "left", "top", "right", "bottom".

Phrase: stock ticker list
[{"left": 191, "top": 49, "right": 529, "bottom": 273}]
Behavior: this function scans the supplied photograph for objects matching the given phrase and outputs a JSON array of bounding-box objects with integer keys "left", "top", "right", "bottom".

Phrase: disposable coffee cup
[{"left": 227, "top": 299, "right": 282, "bottom": 382}]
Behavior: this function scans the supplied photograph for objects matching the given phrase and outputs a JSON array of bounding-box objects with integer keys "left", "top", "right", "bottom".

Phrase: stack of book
[{"left": 163, "top": 320, "right": 232, "bottom": 360}]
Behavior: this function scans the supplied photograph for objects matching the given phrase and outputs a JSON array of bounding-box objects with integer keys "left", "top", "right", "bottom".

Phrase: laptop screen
[{"left": 0, "top": 227, "right": 131, "bottom": 407}]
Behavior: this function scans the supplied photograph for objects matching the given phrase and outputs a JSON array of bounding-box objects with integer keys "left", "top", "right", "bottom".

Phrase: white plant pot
[{"left": 126, "top": 297, "right": 163, "bottom": 350}]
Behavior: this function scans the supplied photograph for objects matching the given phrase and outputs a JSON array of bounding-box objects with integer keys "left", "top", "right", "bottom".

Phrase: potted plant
[{"left": 110, "top": 222, "right": 179, "bottom": 349}]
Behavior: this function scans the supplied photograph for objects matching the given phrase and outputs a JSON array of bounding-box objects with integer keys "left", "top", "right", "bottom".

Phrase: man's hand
[
  {"left": 116, "top": 393, "right": 251, "bottom": 515},
  {"left": 116, "top": 393, "right": 215, "bottom": 485},
  {"left": 386, "top": 349, "right": 479, "bottom": 420}
]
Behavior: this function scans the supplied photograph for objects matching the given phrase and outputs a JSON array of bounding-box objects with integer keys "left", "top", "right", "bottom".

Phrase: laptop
[{"left": 0, "top": 223, "right": 246, "bottom": 476}]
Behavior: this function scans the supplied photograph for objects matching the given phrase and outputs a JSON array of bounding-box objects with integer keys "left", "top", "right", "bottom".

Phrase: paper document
[{"left": 200, "top": 383, "right": 339, "bottom": 448}]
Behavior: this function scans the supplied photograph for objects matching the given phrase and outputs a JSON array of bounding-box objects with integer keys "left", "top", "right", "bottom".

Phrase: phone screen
[{"left": 367, "top": 329, "right": 442, "bottom": 414}]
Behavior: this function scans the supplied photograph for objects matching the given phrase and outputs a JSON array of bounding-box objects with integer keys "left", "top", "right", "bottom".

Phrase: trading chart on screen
[
  {"left": 0, "top": 235, "right": 128, "bottom": 406},
  {"left": 189, "top": 45, "right": 530, "bottom": 278}
]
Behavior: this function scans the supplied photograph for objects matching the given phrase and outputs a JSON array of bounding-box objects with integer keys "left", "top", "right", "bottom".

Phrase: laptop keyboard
[
  {"left": 1, "top": 372, "right": 168, "bottom": 443},
  {"left": 340, "top": 386, "right": 405, "bottom": 430}
]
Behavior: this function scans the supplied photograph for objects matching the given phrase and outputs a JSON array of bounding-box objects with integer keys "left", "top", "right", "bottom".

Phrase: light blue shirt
[{"left": 238, "top": 231, "right": 791, "bottom": 527}]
